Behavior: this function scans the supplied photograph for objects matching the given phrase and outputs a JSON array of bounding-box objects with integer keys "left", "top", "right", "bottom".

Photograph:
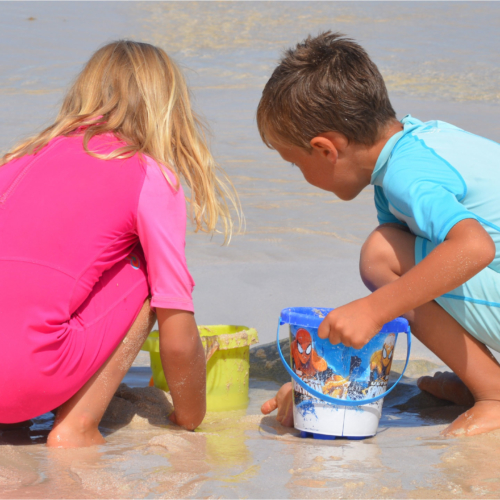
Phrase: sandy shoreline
[{"left": 2, "top": 352, "right": 500, "bottom": 499}]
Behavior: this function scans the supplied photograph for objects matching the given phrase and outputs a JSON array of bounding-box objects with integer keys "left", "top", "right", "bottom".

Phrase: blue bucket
[{"left": 277, "top": 307, "right": 411, "bottom": 439}]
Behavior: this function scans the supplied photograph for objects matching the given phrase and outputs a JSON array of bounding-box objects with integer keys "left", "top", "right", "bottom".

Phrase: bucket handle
[
  {"left": 204, "top": 337, "right": 219, "bottom": 362},
  {"left": 276, "top": 318, "right": 412, "bottom": 407}
]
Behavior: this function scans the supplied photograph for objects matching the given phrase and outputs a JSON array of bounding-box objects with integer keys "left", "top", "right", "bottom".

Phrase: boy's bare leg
[
  {"left": 47, "top": 300, "right": 156, "bottom": 448},
  {"left": 360, "top": 225, "right": 500, "bottom": 437}
]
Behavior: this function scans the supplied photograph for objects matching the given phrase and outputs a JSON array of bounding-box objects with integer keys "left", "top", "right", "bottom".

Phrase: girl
[{"left": 0, "top": 41, "right": 239, "bottom": 448}]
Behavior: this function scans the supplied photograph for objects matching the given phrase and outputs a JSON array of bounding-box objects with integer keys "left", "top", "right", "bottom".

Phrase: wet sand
[
  {"left": 2, "top": 359, "right": 500, "bottom": 499},
  {"left": 2, "top": 1, "right": 500, "bottom": 498}
]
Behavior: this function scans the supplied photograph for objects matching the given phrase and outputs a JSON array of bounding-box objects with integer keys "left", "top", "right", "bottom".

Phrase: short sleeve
[
  {"left": 374, "top": 186, "right": 407, "bottom": 227},
  {"left": 383, "top": 138, "right": 478, "bottom": 245},
  {"left": 136, "top": 158, "right": 195, "bottom": 312}
]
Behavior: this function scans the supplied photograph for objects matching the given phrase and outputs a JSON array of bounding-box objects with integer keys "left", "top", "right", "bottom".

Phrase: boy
[{"left": 258, "top": 32, "right": 500, "bottom": 437}]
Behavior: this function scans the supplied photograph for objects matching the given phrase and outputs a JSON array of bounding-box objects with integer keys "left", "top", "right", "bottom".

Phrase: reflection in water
[
  {"left": 1, "top": 384, "right": 499, "bottom": 499},
  {"left": 200, "top": 410, "right": 252, "bottom": 467},
  {"left": 285, "top": 437, "right": 382, "bottom": 495}
]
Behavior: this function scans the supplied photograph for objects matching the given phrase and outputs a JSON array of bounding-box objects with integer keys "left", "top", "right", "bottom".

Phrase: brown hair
[
  {"left": 257, "top": 31, "right": 396, "bottom": 150},
  {"left": 2, "top": 40, "right": 241, "bottom": 241}
]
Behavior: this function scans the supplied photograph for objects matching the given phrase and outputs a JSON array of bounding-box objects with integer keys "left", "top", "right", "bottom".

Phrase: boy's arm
[
  {"left": 319, "top": 219, "right": 496, "bottom": 348},
  {"left": 157, "top": 308, "right": 206, "bottom": 430}
]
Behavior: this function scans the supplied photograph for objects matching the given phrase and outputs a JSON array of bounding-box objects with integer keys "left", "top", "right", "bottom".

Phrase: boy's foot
[
  {"left": 417, "top": 371, "right": 475, "bottom": 407},
  {"left": 442, "top": 400, "right": 500, "bottom": 437},
  {"left": 47, "top": 417, "right": 106, "bottom": 448},
  {"left": 261, "top": 382, "right": 294, "bottom": 427}
]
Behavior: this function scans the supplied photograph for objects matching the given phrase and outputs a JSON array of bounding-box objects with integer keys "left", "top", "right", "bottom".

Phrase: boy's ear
[
  {"left": 310, "top": 132, "right": 347, "bottom": 163},
  {"left": 309, "top": 136, "right": 338, "bottom": 163}
]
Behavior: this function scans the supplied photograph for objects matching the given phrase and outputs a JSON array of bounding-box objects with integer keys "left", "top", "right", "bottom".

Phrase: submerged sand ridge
[{"left": 1, "top": 355, "right": 499, "bottom": 499}]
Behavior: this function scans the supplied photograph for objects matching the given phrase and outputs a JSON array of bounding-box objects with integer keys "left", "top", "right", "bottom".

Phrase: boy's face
[{"left": 269, "top": 137, "right": 369, "bottom": 200}]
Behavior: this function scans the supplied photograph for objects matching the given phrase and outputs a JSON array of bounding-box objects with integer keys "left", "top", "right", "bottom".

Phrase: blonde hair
[{"left": 1, "top": 40, "right": 241, "bottom": 241}]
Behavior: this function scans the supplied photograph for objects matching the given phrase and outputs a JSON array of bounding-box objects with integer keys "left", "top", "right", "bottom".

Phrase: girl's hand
[
  {"left": 317, "top": 298, "right": 384, "bottom": 349},
  {"left": 261, "top": 382, "right": 294, "bottom": 427}
]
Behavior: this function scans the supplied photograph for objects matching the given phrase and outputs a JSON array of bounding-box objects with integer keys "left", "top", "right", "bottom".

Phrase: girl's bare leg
[
  {"left": 360, "top": 225, "right": 500, "bottom": 437},
  {"left": 47, "top": 300, "right": 156, "bottom": 448}
]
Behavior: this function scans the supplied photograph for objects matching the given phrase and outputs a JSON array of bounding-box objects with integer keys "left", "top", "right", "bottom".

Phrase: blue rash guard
[{"left": 371, "top": 115, "right": 500, "bottom": 352}]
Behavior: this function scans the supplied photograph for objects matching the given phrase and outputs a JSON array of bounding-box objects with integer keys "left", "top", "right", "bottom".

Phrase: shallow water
[
  {"left": 2, "top": 2, "right": 500, "bottom": 498},
  {"left": 2, "top": 367, "right": 500, "bottom": 499}
]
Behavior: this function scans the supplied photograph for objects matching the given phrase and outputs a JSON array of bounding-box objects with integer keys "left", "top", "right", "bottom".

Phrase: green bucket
[{"left": 141, "top": 325, "right": 259, "bottom": 411}]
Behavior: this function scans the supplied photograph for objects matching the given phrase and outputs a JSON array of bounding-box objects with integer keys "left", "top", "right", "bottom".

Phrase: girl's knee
[{"left": 360, "top": 224, "right": 415, "bottom": 290}]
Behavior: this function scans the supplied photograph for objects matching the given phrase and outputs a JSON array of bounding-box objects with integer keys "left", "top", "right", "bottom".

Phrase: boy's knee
[
  {"left": 360, "top": 228, "right": 393, "bottom": 289},
  {"left": 360, "top": 224, "right": 413, "bottom": 291}
]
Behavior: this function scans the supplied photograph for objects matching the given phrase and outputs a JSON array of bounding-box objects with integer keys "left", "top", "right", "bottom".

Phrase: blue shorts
[{"left": 415, "top": 237, "right": 500, "bottom": 353}]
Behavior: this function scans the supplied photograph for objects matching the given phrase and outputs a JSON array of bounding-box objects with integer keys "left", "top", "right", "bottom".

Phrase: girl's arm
[
  {"left": 319, "top": 219, "right": 496, "bottom": 348},
  {"left": 157, "top": 308, "right": 206, "bottom": 430}
]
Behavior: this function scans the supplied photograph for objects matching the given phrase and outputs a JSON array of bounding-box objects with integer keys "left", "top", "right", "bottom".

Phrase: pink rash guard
[{"left": 0, "top": 134, "right": 194, "bottom": 423}]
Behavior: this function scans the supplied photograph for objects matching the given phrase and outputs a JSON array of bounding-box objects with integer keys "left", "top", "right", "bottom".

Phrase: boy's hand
[
  {"left": 261, "top": 382, "right": 294, "bottom": 427},
  {"left": 318, "top": 297, "right": 384, "bottom": 349},
  {"left": 317, "top": 220, "right": 496, "bottom": 351}
]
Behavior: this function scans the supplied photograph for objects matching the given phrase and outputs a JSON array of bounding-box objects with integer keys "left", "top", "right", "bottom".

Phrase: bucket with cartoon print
[{"left": 277, "top": 307, "right": 411, "bottom": 439}]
